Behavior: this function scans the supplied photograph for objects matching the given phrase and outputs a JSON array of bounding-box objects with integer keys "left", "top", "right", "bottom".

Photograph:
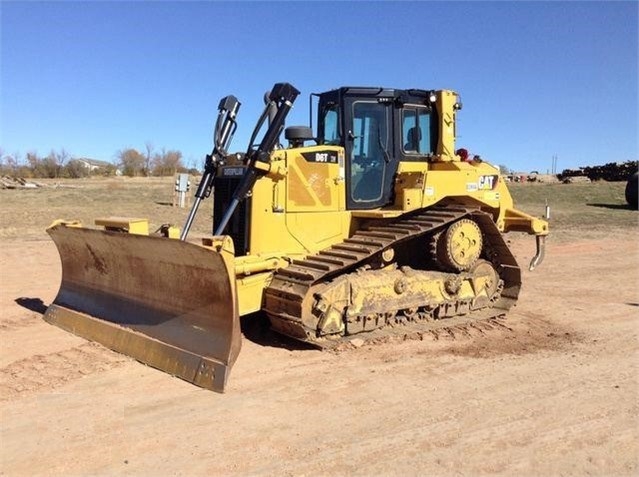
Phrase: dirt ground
[{"left": 1, "top": 230, "right": 638, "bottom": 476}]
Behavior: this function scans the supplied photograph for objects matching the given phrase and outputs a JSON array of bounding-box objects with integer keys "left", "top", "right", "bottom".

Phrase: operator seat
[{"left": 405, "top": 126, "right": 422, "bottom": 152}]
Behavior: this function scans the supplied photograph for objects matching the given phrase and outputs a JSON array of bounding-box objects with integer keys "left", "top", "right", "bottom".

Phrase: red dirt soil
[{"left": 1, "top": 233, "right": 637, "bottom": 476}]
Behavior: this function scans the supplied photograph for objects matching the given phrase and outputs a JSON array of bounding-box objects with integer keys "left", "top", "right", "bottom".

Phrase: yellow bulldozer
[{"left": 45, "top": 83, "right": 548, "bottom": 392}]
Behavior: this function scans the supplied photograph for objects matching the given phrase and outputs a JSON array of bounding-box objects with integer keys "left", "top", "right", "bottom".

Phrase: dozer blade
[{"left": 44, "top": 223, "right": 241, "bottom": 392}]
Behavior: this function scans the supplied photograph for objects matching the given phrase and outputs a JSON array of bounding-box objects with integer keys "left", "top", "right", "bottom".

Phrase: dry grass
[
  {"left": 0, "top": 177, "right": 212, "bottom": 240},
  {"left": 0, "top": 177, "right": 635, "bottom": 242},
  {"left": 509, "top": 181, "right": 636, "bottom": 239}
]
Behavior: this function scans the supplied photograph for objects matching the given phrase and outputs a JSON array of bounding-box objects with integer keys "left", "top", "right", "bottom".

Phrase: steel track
[{"left": 263, "top": 202, "right": 522, "bottom": 346}]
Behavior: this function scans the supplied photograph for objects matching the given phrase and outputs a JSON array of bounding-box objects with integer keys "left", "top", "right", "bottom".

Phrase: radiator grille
[{"left": 213, "top": 174, "right": 250, "bottom": 256}]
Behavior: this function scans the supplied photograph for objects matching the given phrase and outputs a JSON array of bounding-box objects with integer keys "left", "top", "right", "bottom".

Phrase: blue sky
[{"left": 2, "top": 1, "right": 637, "bottom": 173}]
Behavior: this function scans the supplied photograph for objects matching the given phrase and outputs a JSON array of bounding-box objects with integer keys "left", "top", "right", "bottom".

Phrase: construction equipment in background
[
  {"left": 626, "top": 171, "right": 638, "bottom": 209},
  {"left": 44, "top": 82, "right": 549, "bottom": 392}
]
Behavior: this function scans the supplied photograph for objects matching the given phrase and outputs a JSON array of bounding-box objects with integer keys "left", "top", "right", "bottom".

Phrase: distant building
[{"left": 74, "top": 157, "right": 121, "bottom": 175}]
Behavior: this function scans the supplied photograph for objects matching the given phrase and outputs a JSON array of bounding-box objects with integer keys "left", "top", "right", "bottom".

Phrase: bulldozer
[{"left": 44, "top": 82, "right": 549, "bottom": 392}]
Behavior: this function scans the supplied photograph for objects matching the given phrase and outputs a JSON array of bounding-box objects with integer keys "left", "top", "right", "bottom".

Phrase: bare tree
[
  {"left": 54, "top": 148, "right": 69, "bottom": 175},
  {"left": 151, "top": 148, "right": 185, "bottom": 176},
  {"left": 144, "top": 142, "right": 154, "bottom": 177},
  {"left": 117, "top": 148, "right": 146, "bottom": 177},
  {"left": 25, "top": 151, "right": 41, "bottom": 177},
  {"left": 25, "top": 151, "right": 38, "bottom": 168},
  {"left": 5, "top": 151, "right": 22, "bottom": 176},
  {"left": 22, "top": 149, "right": 70, "bottom": 178},
  {"left": 38, "top": 150, "right": 62, "bottom": 178},
  {"left": 64, "top": 159, "right": 91, "bottom": 178},
  {"left": 498, "top": 164, "right": 512, "bottom": 176}
]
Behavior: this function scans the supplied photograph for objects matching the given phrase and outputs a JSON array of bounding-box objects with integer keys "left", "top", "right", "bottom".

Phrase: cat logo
[{"left": 478, "top": 175, "right": 498, "bottom": 190}]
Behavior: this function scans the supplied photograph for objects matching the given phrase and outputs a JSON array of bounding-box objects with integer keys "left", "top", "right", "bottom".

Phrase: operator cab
[{"left": 315, "top": 87, "right": 439, "bottom": 210}]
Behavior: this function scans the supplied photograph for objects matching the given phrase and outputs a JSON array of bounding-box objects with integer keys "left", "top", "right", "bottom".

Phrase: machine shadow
[
  {"left": 15, "top": 297, "right": 48, "bottom": 314},
  {"left": 14, "top": 297, "right": 314, "bottom": 352},
  {"left": 587, "top": 203, "right": 631, "bottom": 210},
  {"left": 240, "top": 312, "right": 316, "bottom": 352}
]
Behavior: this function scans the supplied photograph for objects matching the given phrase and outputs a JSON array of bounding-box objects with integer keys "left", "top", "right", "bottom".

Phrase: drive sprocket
[{"left": 432, "top": 218, "right": 483, "bottom": 272}]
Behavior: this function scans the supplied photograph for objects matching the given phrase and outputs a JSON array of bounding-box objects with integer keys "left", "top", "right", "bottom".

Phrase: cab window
[
  {"left": 402, "top": 107, "right": 433, "bottom": 155},
  {"left": 321, "top": 106, "right": 340, "bottom": 145}
]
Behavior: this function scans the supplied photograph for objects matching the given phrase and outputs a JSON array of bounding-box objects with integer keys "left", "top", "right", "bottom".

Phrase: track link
[{"left": 263, "top": 203, "right": 521, "bottom": 346}]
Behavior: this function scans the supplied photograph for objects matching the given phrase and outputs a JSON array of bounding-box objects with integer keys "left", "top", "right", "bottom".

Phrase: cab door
[{"left": 344, "top": 100, "right": 395, "bottom": 209}]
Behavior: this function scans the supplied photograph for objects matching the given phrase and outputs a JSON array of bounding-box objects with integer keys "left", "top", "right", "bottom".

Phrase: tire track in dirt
[
  {"left": 327, "top": 313, "right": 583, "bottom": 362},
  {"left": 436, "top": 312, "right": 583, "bottom": 359},
  {"left": 325, "top": 316, "right": 514, "bottom": 352},
  {"left": 0, "top": 342, "right": 127, "bottom": 401},
  {"left": 330, "top": 314, "right": 572, "bottom": 350},
  {"left": 0, "top": 315, "right": 42, "bottom": 331},
  {"left": 0, "top": 311, "right": 46, "bottom": 331}
]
